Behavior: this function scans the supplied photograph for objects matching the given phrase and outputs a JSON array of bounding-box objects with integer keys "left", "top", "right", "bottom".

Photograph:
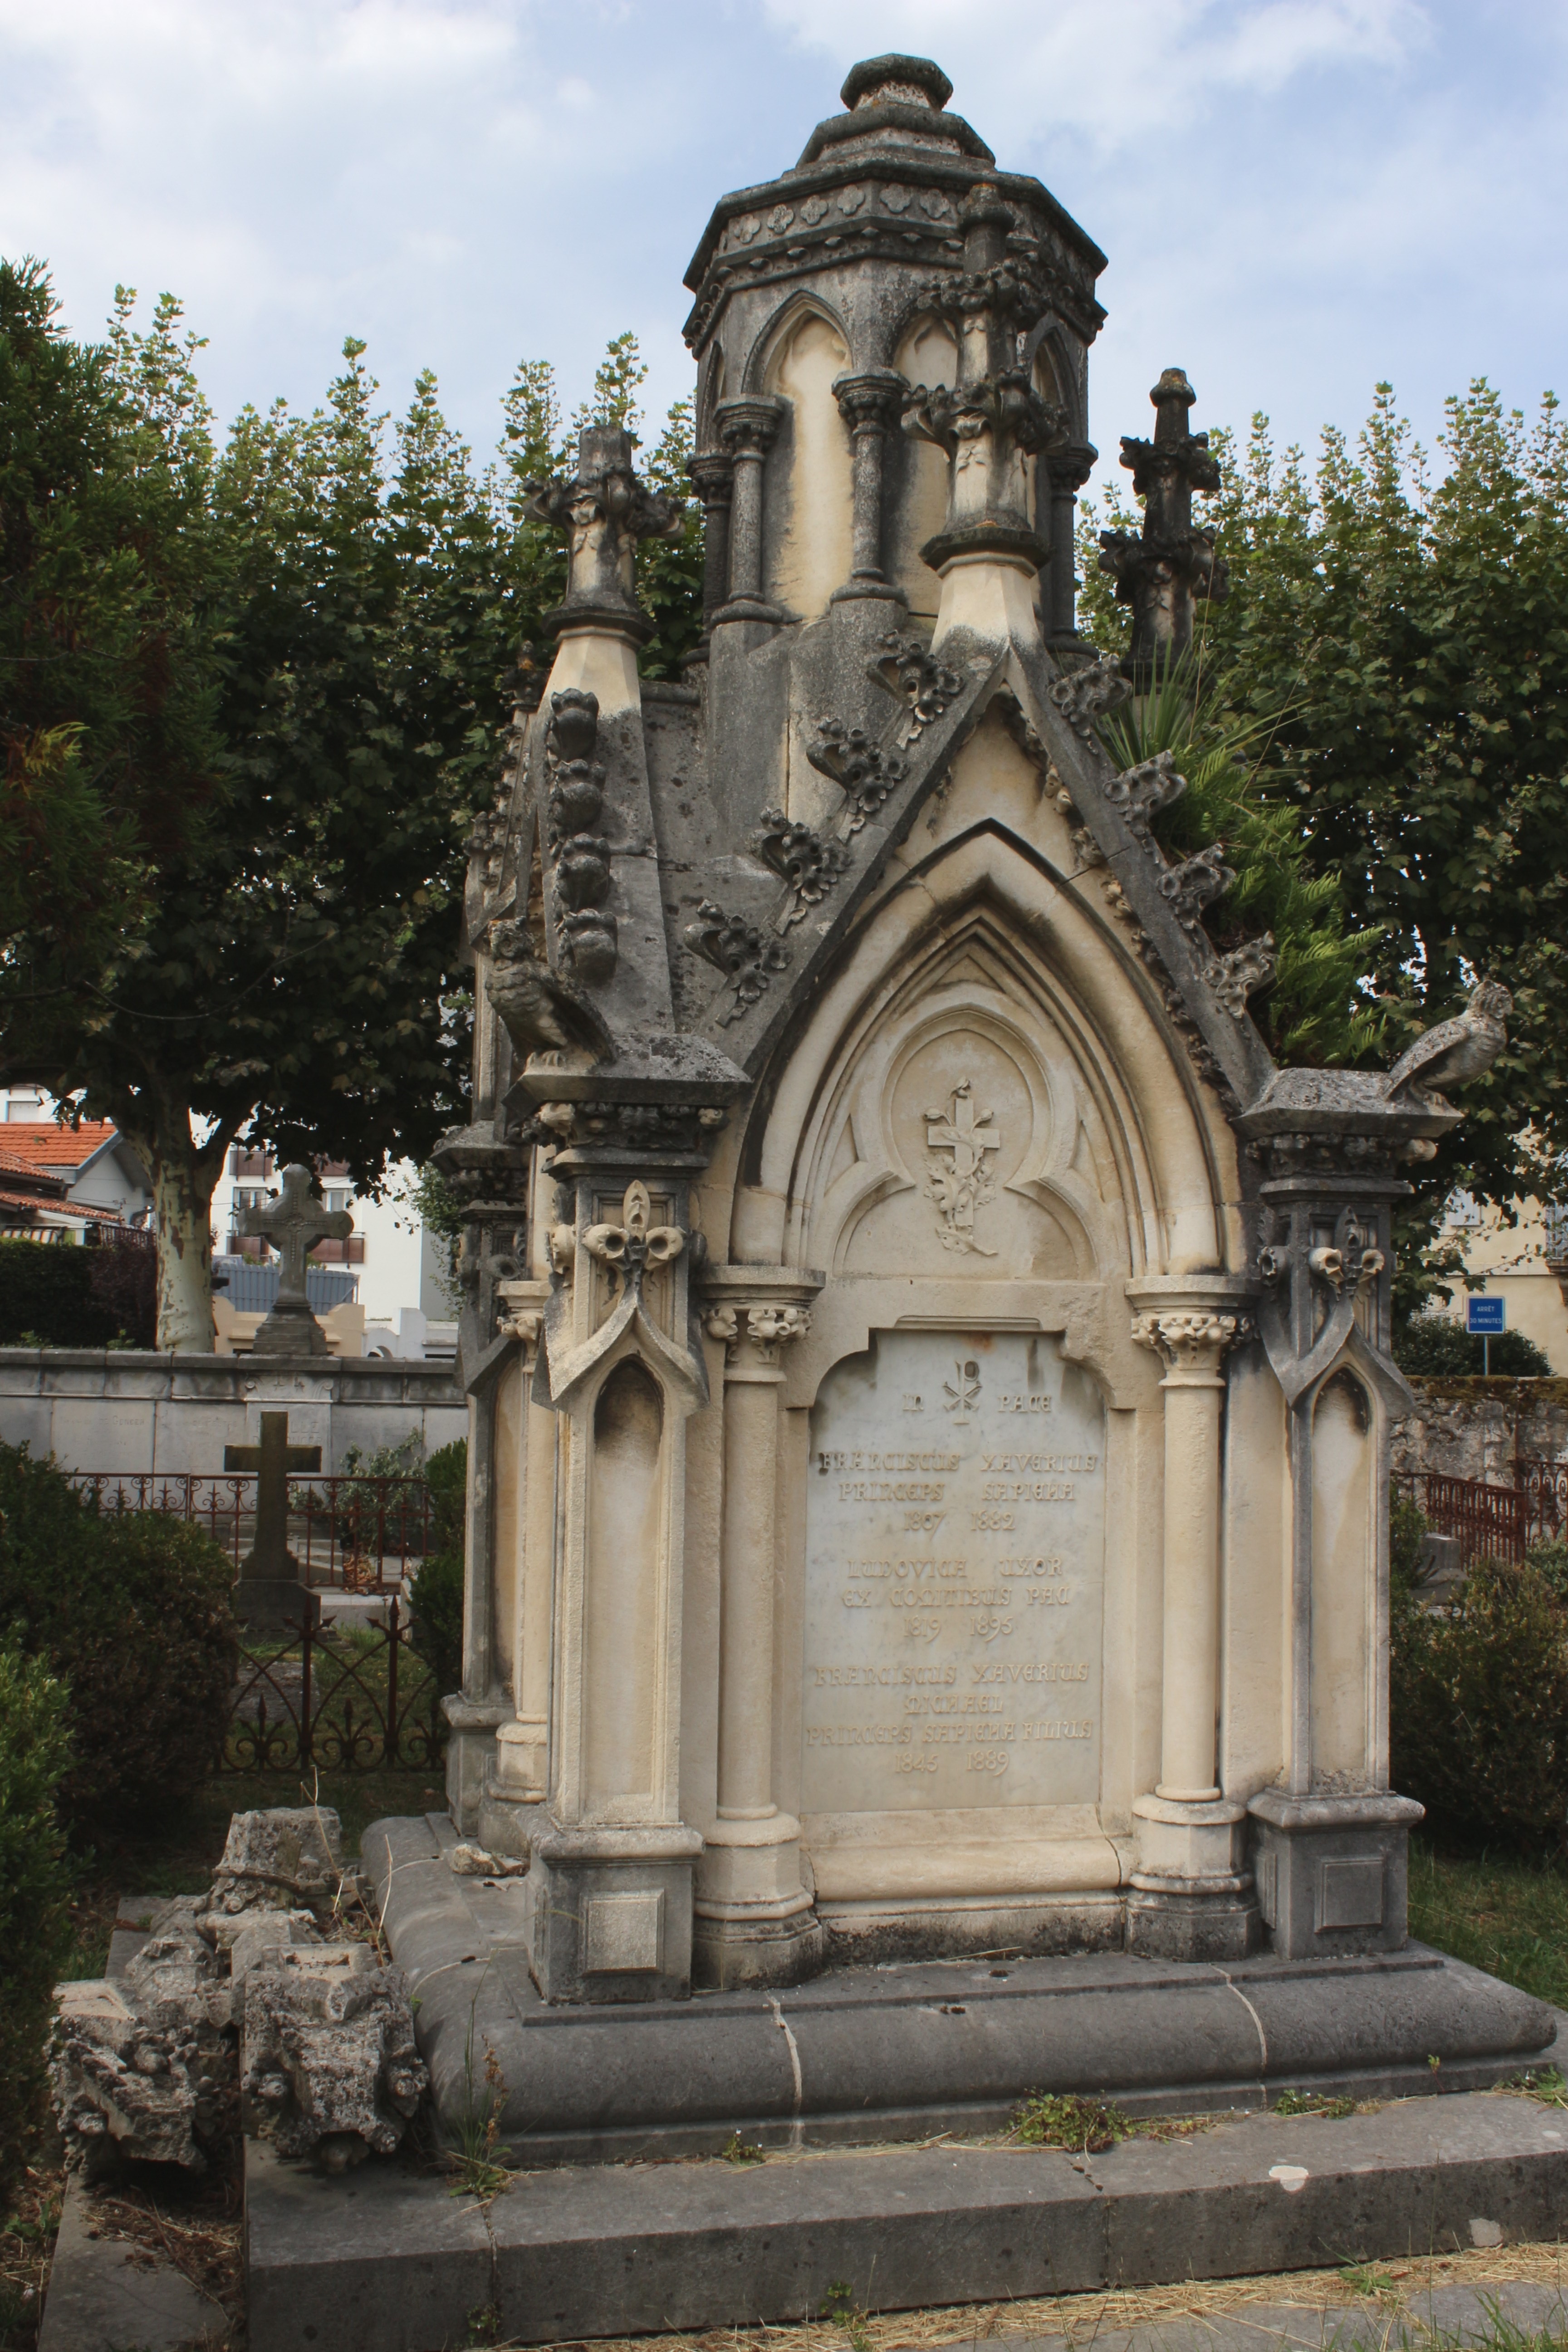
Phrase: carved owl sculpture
[
  {"left": 484, "top": 918, "right": 610, "bottom": 1063},
  {"left": 1384, "top": 978, "right": 1513, "bottom": 1104}
]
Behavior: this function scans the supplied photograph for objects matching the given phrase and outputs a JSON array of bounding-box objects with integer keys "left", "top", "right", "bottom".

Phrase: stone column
[
  {"left": 1125, "top": 1276, "right": 1256, "bottom": 1961},
  {"left": 1043, "top": 441, "right": 1095, "bottom": 648},
  {"left": 830, "top": 369, "right": 907, "bottom": 604},
  {"left": 477, "top": 1281, "right": 551, "bottom": 1860},
  {"left": 694, "top": 1266, "right": 825, "bottom": 1988},
  {"left": 428, "top": 1133, "right": 531, "bottom": 1833},
  {"left": 687, "top": 451, "right": 734, "bottom": 652},
  {"left": 713, "top": 396, "right": 785, "bottom": 624}
]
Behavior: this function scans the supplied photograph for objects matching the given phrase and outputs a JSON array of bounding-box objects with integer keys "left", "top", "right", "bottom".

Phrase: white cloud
[{"left": 760, "top": 0, "right": 1429, "bottom": 149}]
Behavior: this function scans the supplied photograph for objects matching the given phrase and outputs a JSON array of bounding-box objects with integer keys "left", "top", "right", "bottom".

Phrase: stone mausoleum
[{"left": 378, "top": 55, "right": 1548, "bottom": 2137}]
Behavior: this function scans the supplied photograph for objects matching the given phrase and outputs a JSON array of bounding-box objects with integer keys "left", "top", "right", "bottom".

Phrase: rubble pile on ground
[{"left": 50, "top": 1807, "right": 428, "bottom": 2179}]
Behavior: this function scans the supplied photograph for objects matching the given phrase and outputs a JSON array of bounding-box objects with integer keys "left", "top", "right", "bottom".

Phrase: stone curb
[
  {"left": 39, "top": 2171, "right": 228, "bottom": 2352},
  {"left": 246, "top": 2085, "right": 1568, "bottom": 2352}
]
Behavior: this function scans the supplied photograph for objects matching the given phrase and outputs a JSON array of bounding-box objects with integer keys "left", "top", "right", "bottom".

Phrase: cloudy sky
[{"left": 4, "top": 0, "right": 1563, "bottom": 499}]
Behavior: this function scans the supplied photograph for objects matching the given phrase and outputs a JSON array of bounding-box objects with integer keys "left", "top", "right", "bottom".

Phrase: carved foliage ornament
[
  {"left": 807, "top": 718, "right": 909, "bottom": 834},
  {"left": 1102, "top": 750, "right": 1187, "bottom": 848},
  {"left": 903, "top": 372, "right": 1064, "bottom": 464},
  {"left": 703, "top": 1302, "right": 812, "bottom": 1365},
  {"left": 753, "top": 808, "right": 853, "bottom": 926},
  {"left": 867, "top": 632, "right": 963, "bottom": 743},
  {"left": 684, "top": 900, "right": 791, "bottom": 1026},
  {"left": 1130, "top": 1310, "right": 1244, "bottom": 1373},
  {"left": 543, "top": 687, "right": 617, "bottom": 985},
  {"left": 1049, "top": 660, "right": 1133, "bottom": 742},
  {"left": 583, "top": 1180, "right": 684, "bottom": 1301}
]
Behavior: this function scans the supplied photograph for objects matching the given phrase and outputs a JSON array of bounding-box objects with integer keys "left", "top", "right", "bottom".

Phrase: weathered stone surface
[
  {"left": 39, "top": 2170, "right": 228, "bottom": 2352},
  {"left": 244, "top": 2071, "right": 1568, "bottom": 2349},
  {"left": 53, "top": 1807, "right": 426, "bottom": 2180},
  {"left": 241, "top": 1953, "right": 428, "bottom": 2168},
  {"left": 50, "top": 1972, "right": 230, "bottom": 2178},
  {"left": 209, "top": 1805, "right": 344, "bottom": 1920}
]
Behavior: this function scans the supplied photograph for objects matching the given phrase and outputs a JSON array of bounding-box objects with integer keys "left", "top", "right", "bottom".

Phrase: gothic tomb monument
[{"left": 379, "top": 55, "right": 1547, "bottom": 2129}]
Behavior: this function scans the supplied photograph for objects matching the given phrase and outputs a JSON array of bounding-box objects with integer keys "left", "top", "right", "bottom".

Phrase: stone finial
[
  {"left": 525, "top": 425, "right": 683, "bottom": 644},
  {"left": 839, "top": 54, "right": 953, "bottom": 112},
  {"left": 1098, "top": 368, "right": 1229, "bottom": 685}
]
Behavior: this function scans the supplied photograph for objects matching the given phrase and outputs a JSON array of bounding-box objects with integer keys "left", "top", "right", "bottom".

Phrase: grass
[{"left": 1409, "top": 1836, "right": 1568, "bottom": 2009}]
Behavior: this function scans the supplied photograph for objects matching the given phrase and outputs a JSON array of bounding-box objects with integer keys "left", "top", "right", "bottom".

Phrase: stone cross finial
[
  {"left": 1098, "top": 368, "right": 1228, "bottom": 685},
  {"left": 241, "top": 1165, "right": 352, "bottom": 1360}
]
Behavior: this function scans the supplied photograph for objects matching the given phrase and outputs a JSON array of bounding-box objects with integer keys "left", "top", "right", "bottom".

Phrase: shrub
[
  {"left": 425, "top": 1437, "right": 467, "bottom": 1553},
  {"left": 409, "top": 1547, "right": 464, "bottom": 1700},
  {"left": 1395, "top": 1315, "right": 1552, "bottom": 1378},
  {"left": 0, "top": 1443, "right": 235, "bottom": 1829},
  {"left": 1391, "top": 1559, "right": 1568, "bottom": 1850},
  {"left": 0, "top": 1644, "right": 73, "bottom": 2191},
  {"left": 0, "top": 1234, "right": 158, "bottom": 1348}
]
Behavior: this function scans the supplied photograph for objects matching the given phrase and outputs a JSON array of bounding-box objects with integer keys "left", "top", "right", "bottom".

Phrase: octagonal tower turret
[{"left": 682, "top": 54, "right": 1106, "bottom": 654}]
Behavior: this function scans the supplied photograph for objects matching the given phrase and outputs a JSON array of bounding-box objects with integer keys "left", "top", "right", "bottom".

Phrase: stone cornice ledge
[{"left": 1248, "top": 1790, "right": 1425, "bottom": 1831}]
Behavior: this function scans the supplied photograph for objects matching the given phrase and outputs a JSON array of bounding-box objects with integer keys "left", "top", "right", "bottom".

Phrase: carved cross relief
[{"left": 923, "top": 1078, "right": 1001, "bottom": 1256}]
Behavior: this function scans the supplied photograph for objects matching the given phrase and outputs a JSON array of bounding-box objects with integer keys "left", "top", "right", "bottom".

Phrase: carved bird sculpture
[
  {"left": 1384, "top": 978, "right": 1512, "bottom": 1104},
  {"left": 485, "top": 919, "right": 611, "bottom": 1063}
]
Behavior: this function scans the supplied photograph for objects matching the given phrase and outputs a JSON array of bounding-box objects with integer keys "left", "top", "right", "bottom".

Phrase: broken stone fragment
[
  {"left": 449, "top": 1842, "right": 526, "bottom": 1877},
  {"left": 208, "top": 1806, "right": 344, "bottom": 1919},
  {"left": 240, "top": 1955, "right": 428, "bottom": 2168},
  {"left": 50, "top": 1975, "right": 231, "bottom": 2179}
]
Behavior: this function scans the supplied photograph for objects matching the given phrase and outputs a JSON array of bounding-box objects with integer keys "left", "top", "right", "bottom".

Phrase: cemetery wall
[
  {"left": 1392, "top": 1378, "right": 1568, "bottom": 1485},
  {"left": 0, "top": 1347, "right": 466, "bottom": 1475}
]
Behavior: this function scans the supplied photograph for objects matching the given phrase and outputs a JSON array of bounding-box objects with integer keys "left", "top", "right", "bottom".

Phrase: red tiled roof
[
  {"left": 0, "top": 1149, "right": 66, "bottom": 1192},
  {"left": 0, "top": 1122, "right": 121, "bottom": 1176}
]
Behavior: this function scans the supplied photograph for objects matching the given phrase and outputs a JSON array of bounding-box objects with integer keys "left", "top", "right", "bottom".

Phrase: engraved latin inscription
[{"left": 803, "top": 1331, "right": 1105, "bottom": 1813}]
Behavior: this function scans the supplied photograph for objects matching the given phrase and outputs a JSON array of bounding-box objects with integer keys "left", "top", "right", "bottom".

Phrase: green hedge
[
  {"left": 0, "top": 1644, "right": 73, "bottom": 2191},
  {"left": 0, "top": 1443, "right": 235, "bottom": 1829},
  {"left": 1392, "top": 1550, "right": 1568, "bottom": 1850},
  {"left": 0, "top": 1235, "right": 157, "bottom": 1348}
]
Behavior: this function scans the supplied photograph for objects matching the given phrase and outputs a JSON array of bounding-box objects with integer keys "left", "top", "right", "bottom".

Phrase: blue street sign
[{"left": 1466, "top": 1296, "right": 1506, "bottom": 1335}]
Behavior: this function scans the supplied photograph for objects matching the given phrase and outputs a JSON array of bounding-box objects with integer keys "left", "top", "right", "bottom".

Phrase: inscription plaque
[{"left": 803, "top": 1329, "right": 1105, "bottom": 1813}]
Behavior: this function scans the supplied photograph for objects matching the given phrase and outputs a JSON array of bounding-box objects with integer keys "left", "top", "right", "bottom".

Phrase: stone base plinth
[
  {"left": 441, "top": 1695, "right": 508, "bottom": 1835},
  {"left": 525, "top": 1821, "right": 703, "bottom": 2005},
  {"left": 1249, "top": 1790, "right": 1424, "bottom": 1960},
  {"left": 232, "top": 1577, "right": 320, "bottom": 1630},
  {"left": 365, "top": 1813, "right": 1556, "bottom": 2168}
]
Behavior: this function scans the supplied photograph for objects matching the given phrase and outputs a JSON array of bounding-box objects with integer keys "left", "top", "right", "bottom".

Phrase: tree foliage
[
  {"left": 1079, "top": 379, "right": 1568, "bottom": 1284},
  {"left": 0, "top": 263, "right": 703, "bottom": 1344}
]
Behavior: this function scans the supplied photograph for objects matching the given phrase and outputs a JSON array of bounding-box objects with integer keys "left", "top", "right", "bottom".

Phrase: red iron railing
[
  {"left": 1404, "top": 1470, "right": 1528, "bottom": 1565},
  {"left": 66, "top": 1471, "right": 434, "bottom": 1591},
  {"left": 224, "top": 1597, "right": 444, "bottom": 1774}
]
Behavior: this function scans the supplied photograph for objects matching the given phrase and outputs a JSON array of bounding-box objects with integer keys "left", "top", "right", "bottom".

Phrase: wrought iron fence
[
  {"left": 68, "top": 1470, "right": 434, "bottom": 1590},
  {"left": 1514, "top": 1456, "right": 1568, "bottom": 1547},
  {"left": 1403, "top": 1470, "right": 1529, "bottom": 1565},
  {"left": 225, "top": 1597, "right": 445, "bottom": 1774}
]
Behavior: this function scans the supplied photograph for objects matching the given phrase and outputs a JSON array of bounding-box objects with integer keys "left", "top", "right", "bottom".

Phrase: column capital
[
  {"left": 702, "top": 1263, "right": 824, "bottom": 1375},
  {"left": 1127, "top": 1274, "right": 1254, "bottom": 1384},
  {"left": 832, "top": 368, "right": 906, "bottom": 436},
  {"left": 688, "top": 450, "right": 735, "bottom": 506},
  {"left": 1046, "top": 439, "right": 1098, "bottom": 492},
  {"left": 715, "top": 395, "right": 785, "bottom": 461}
]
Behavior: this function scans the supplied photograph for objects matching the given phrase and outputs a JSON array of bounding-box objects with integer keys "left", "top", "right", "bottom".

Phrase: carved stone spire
[
  {"left": 1098, "top": 370, "right": 1228, "bottom": 686},
  {"left": 526, "top": 424, "right": 684, "bottom": 648}
]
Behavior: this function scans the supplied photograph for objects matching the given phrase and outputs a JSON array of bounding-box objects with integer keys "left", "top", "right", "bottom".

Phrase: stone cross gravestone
[
  {"left": 240, "top": 1165, "right": 353, "bottom": 1359},
  {"left": 225, "top": 1410, "right": 323, "bottom": 1627}
]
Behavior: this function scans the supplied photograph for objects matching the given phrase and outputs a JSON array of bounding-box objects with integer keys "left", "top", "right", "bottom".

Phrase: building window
[
  {"left": 325, "top": 1190, "right": 350, "bottom": 1214},
  {"left": 1446, "top": 1190, "right": 1482, "bottom": 1229}
]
